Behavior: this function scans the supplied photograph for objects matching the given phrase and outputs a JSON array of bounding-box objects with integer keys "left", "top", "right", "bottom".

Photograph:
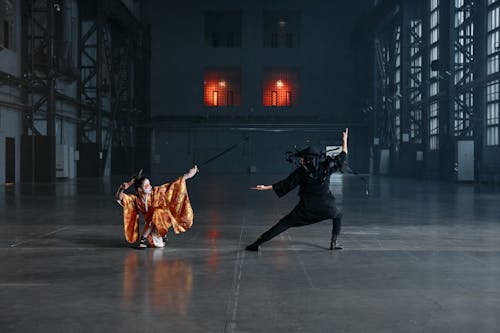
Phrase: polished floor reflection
[{"left": 1, "top": 174, "right": 500, "bottom": 332}]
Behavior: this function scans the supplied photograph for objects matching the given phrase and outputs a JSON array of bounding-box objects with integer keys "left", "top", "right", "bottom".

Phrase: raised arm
[
  {"left": 342, "top": 127, "right": 348, "bottom": 154},
  {"left": 115, "top": 178, "right": 135, "bottom": 203},
  {"left": 326, "top": 128, "right": 349, "bottom": 174}
]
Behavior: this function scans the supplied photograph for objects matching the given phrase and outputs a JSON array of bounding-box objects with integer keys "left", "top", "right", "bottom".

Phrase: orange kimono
[{"left": 119, "top": 176, "right": 194, "bottom": 245}]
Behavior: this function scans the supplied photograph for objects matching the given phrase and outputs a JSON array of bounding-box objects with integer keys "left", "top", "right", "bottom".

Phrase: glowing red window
[
  {"left": 204, "top": 68, "right": 241, "bottom": 107},
  {"left": 263, "top": 69, "right": 298, "bottom": 107}
]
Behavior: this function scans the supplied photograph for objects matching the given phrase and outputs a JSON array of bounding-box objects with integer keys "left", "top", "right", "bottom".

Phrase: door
[
  {"left": 457, "top": 140, "right": 474, "bottom": 181},
  {"left": 5, "top": 137, "right": 15, "bottom": 184}
]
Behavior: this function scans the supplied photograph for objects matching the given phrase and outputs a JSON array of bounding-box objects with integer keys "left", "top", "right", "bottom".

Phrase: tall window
[
  {"left": 486, "top": 1, "right": 500, "bottom": 145},
  {"left": 409, "top": 19, "right": 423, "bottom": 143},
  {"left": 429, "top": 0, "right": 440, "bottom": 95},
  {"left": 429, "top": 0, "right": 440, "bottom": 150},
  {"left": 263, "top": 11, "right": 300, "bottom": 48},
  {"left": 454, "top": 0, "right": 474, "bottom": 137},
  {"left": 488, "top": 0, "right": 500, "bottom": 72},
  {"left": 454, "top": 92, "right": 473, "bottom": 135},
  {"left": 0, "top": 0, "right": 14, "bottom": 50},
  {"left": 205, "top": 11, "right": 242, "bottom": 48},
  {"left": 487, "top": 3, "right": 500, "bottom": 75},
  {"left": 394, "top": 25, "right": 401, "bottom": 149},
  {"left": 204, "top": 68, "right": 241, "bottom": 107},
  {"left": 429, "top": 102, "right": 439, "bottom": 150},
  {"left": 486, "top": 81, "right": 499, "bottom": 145},
  {"left": 454, "top": 1, "right": 474, "bottom": 83},
  {"left": 263, "top": 69, "right": 299, "bottom": 107}
]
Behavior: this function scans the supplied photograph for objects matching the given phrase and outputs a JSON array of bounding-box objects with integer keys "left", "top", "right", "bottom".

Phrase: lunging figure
[{"left": 246, "top": 128, "right": 349, "bottom": 251}]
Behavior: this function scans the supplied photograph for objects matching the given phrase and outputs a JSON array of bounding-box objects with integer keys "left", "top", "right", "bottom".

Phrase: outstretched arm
[
  {"left": 184, "top": 165, "right": 199, "bottom": 180},
  {"left": 253, "top": 168, "right": 302, "bottom": 197},
  {"left": 251, "top": 185, "right": 273, "bottom": 190}
]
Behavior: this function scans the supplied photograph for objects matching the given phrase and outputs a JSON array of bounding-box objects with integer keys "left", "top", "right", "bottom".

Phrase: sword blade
[{"left": 199, "top": 137, "right": 249, "bottom": 166}]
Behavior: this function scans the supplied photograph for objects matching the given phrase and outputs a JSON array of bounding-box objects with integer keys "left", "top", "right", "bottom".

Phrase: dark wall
[
  {"left": 481, "top": 146, "right": 500, "bottom": 182},
  {"left": 144, "top": 0, "right": 372, "bottom": 121},
  {"left": 5, "top": 137, "right": 15, "bottom": 183},
  {"left": 21, "top": 136, "right": 55, "bottom": 182},
  {"left": 144, "top": 0, "right": 373, "bottom": 174},
  {"left": 77, "top": 143, "right": 100, "bottom": 177}
]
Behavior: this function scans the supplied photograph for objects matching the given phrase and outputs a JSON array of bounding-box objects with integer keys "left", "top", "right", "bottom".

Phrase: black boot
[
  {"left": 245, "top": 238, "right": 264, "bottom": 251},
  {"left": 329, "top": 234, "right": 343, "bottom": 250}
]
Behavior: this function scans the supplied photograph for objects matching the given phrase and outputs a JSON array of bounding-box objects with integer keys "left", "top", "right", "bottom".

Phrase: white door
[
  {"left": 379, "top": 149, "right": 390, "bottom": 175},
  {"left": 457, "top": 140, "right": 474, "bottom": 181}
]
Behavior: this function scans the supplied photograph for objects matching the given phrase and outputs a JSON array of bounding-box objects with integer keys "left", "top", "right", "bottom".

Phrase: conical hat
[{"left": 294, "top": 146, "right": 320, "bottom": 157}]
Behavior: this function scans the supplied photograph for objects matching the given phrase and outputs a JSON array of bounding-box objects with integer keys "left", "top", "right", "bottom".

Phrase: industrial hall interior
[{"left": 1, "top": 0, "right": 499, "bottom": 332}]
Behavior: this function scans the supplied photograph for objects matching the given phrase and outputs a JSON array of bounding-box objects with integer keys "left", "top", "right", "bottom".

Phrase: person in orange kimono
[{"left": 115, "top": 165, "right": 199, "bottom": 248}]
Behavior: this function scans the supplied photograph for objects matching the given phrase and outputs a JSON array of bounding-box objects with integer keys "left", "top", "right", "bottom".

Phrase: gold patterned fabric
[{"left": 120, "top": 176, "right": 194, "bottom": 243}]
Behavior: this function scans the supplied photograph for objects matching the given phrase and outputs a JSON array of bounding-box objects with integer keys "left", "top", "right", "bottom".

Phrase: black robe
[{"left": 258, "top": 152, "right": 347, "bottom": 242}]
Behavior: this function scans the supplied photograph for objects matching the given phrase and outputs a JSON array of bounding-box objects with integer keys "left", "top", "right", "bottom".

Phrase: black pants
[{"left": 259, "top": 204, "right": 343, "bottom": 242}]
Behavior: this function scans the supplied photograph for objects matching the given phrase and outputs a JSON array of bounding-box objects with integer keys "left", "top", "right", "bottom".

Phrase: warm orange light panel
[
  {"left": 212, "top": 91, "right": 218, "bottom": 106},
  {"left": 263, "top": 70, "right": 298, "bottom": 106},
  {"left": 204, "top": 70, "right": 241, "bottom": 107}
]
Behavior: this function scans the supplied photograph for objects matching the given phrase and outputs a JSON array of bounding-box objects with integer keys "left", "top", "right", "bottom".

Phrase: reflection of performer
[
  {"left": 122, "top": 251, "right": 193, "bottom": 316},
  {"left": 116, "top": 166, "right": 199, "bottom": 248},
  {"left": 246, "top": 128, "right": 349, "bottom": 251}
]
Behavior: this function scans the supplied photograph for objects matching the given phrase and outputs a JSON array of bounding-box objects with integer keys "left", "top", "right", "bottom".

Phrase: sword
[{"left": 199, "top": 137, "right": 249, "bottom": 166}]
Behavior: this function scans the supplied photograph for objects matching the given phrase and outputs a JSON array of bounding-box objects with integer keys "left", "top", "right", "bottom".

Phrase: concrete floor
[{"left": 1, "top": 173, "right": 500, "bottom": 332}]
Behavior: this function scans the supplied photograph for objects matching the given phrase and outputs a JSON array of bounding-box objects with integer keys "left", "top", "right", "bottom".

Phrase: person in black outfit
[{"left": 246, "top": 128, "right": 348, "bottom": 251}]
